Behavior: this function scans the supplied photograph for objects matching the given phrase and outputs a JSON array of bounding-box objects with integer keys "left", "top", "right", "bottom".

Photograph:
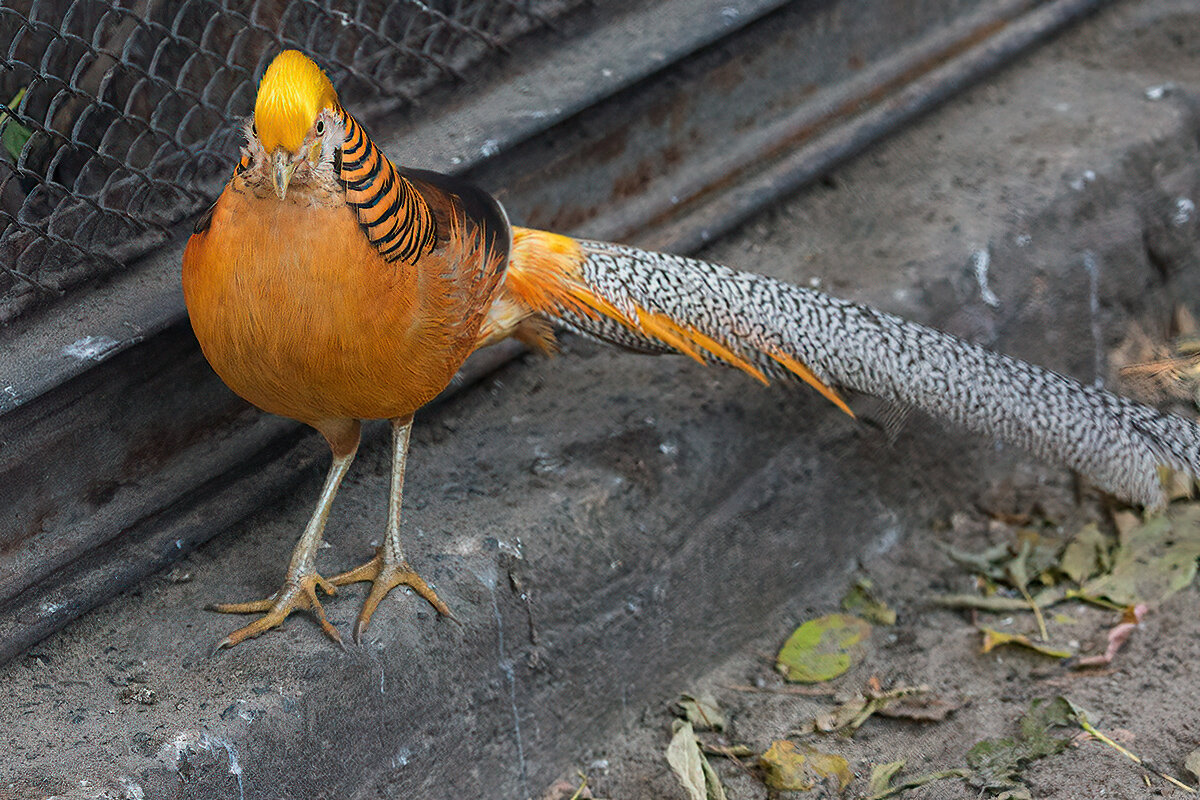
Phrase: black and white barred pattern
[{"left": 554, "top": 239, "right": 1200, "bottom": 509}]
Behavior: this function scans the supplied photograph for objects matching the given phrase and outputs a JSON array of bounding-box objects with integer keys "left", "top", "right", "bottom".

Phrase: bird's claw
[
  {"left": 209, "top": 573, "right": 343, "bottom": 651},
  {"left": 329, "top": 550, "right": 454, "bottom": 643}
]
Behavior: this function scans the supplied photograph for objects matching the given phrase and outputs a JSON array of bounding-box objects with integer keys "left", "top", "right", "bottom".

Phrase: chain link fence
[{"left": 0, "top": 0, "right": 580, "bottom": 326}]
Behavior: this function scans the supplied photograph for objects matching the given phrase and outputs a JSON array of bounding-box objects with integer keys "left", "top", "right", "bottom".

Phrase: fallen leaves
[
  {"left": 676, "top": 692, "right": 726, "bottom": 732},
  {"left": 840, "top": 577, "right": 896, "bottom": 625},
  {"left": 1059, "top": 523, "right": 1111, "bottom": 584},
  {"left": 1080, "top": 506, "right": 1200, "bottom": 606},
  {"left": 937, "top": 500, "right": 1200, "bottom": 673},
  {"left": 938, "top": 502, "right": 1200, "bottom": 612},
  {"left": 978, "top": 627, "right": 1073, "bottom": 659},
  {"left": 965, "top": 697, "right": 1075, "bottom": 793},
  {"left": 666, "top": 720, "right": 726, "bottom": 800},
  {"left": 865, "top": 697, "right": 1090, "bottom": 798},
  {"left": 649, "top": 493, "right": 1200, "bottom": 800},
  {"left": 811, "top": 680, "right": 942, "bottom": 735},
  {"left": 758, "top": 740, "right": 851, "bottom": 792},
  {"left": 865, "top": 760, "right": 968, "bottom": 799},
  {"left": 775, "top": 614, "right": 871, "bottom": 683},
  {"left": 875, "top": 691, "right": 962, "bottom": 722},
  {"left": 1186, "top": 749, "right": 1200, "bottom": 784}
]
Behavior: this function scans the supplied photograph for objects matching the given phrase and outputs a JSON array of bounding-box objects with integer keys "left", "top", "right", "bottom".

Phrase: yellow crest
[{"left": 254, "top": 50, "right": 338, "bottom": 154}]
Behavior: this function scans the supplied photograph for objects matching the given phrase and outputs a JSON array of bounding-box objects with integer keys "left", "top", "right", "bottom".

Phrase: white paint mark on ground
[
  {"left": 1145, "top": 83, "right": 1176, "bottom": 100},
  {"left": 971, "top": 248, "right": 999, "bottom": 308},
  {"left": 62, "top": 335, "right": 120, "bottom": 361},
  {"left": 38, "top": 600, "right": 65, "bottom": 617},
  {"left": 864, "top": 519, "right": 904, "bottom": 560},
  {"left": 1068, "top": 169, "right": 1096, "bottom": 191},
  {"left": 1173, "top": 197, "right": 1194, "bottom": 226},
  {"left": 488, "top": 580, "right": 529, "bottom": 797},
  {"left": 160, "top": 732, "right": 245, "bottom": 800},
  {"left": 205, "top": 736, "right": 245, "bottom": 800},
  {"left": 496, "top": 538, "right": 523, "bottom": 559}
]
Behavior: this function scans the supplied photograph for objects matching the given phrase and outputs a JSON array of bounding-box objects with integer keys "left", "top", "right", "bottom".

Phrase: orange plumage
[{"left": 184, "top": 180, "right": 499, "bottom": 430}]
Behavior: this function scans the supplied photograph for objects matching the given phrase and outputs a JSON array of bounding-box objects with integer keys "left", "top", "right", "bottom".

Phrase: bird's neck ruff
[{"left": 255, "top": 50, "right": 338, "bottom": 154}]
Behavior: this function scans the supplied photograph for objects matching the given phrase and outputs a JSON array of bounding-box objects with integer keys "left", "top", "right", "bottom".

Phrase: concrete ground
[{"left": 3, "top": 1, "right": 1199, "bottom": 798}]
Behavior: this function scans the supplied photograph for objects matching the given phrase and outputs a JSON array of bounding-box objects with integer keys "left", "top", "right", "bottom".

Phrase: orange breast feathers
[{"left": 182, "top": 184, "right": 496, "bottom": 425}]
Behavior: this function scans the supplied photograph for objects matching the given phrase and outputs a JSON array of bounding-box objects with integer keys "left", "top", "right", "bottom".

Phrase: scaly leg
[
  {"left": 208, "top": 424, "right": 361, "bottom": 650},
  {"left": 329, "top": 417, "right": 452, "bottom": 642}
]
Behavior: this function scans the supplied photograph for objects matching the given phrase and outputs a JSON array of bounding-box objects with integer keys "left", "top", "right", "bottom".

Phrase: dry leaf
[
  {"left": 702, "top": 743, "right": 755, "bottom": 759},
  {"left": 866, "top": 765, "right": 969, "bottom": 800},
  {"left": 965, "top": 698, "right": 1074, "bottom": 792},
  {"left": 676, "top": 693, "right": 726, "bottom": 732},
  {"left": 758, "top": 740, "right": 852, "bottom": 791},
  {"left": 667, "top": 721, "right": 706, "bottom": 800},
  {"left": 1082, "top": 506, "right": 1200, "bottom": 606},
  {"left": 867, "top": 760, "right": 906, "bottom": 796},
  {"left": 841, "top": 577, "right": 897, "bottom": 625},
  {"left": 776, "top": 614, "right": 871, "bottom": 683},
  {"left": 1110, "top": 510, "right": 1141, "bottom": 544},
  {"left": 1059, "top": 524, "right": 1112, "bottom": 584},
  {"left": 666, "top": 720, "right": 728, "bottom": 800},
  {"left": 876, "top": 692, "right": 962, "bottom": 722},
  {"left": 813, "top": 683, "right": 932, "bottom": 734},
  {"left": 1185, "top": 748, "right": 1200, "bottom": 783},
  {"left": 979, "top": 628, "right": 1073, "bottom": 659},
  {"left": 933, "top": 588, "right": 1067, "bottom": 612},
  {"left": 700, "top": 750, "right": 728, "bottom": 800}
]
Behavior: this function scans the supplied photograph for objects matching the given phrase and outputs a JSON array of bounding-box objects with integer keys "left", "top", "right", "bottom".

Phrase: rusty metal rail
[{"left": 0, "top": 0, "right": 1110, "bottom": 664}]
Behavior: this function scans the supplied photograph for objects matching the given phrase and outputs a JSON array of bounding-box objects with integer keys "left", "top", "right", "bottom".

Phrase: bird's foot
[
  {"left": 207, "top": 572, "right": 342, "bottom": 651},
  {"left": 329, "top": 549, "right": 454, "bottom": 642}
]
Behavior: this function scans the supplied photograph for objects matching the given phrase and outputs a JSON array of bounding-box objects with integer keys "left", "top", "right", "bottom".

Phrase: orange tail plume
[{"left": 479, "top": 228, "right": 854, "bottom": 417}]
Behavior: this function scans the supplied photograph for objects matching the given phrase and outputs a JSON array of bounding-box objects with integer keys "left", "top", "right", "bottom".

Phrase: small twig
[
  {"left": 1064, "top": 590, "right": 1125, "bottom": 611},
  {"left": 722, "top": 683, "right": 836, "bottom": 696},
  {"left": 1019, "top": 582, "right": 1050, "bottom": 641},
  {"left": 700, "top": 744, "right": 757, "bottom": 778},
  {"left": 1078, "top": 717, "right": 1197, "bottom": 793},
  {"left": 568, "top": 771, "right": 589, "bottom": 800}
]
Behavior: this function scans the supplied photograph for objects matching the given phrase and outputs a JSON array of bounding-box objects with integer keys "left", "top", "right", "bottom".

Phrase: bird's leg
[
  {"left": 329, "top": 416, "right": 452, "bottom": 642},
  {"left": 209, "top": 421, "right": 361, "bottom": 650}
]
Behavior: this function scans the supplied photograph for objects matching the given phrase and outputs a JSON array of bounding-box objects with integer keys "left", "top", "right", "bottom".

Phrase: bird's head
[{"left": 251, "top": 50, "right": 342, "bottom": 199}]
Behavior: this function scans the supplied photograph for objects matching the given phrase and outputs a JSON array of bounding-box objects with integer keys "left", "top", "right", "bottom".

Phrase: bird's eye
[{"left": 315, "top": 120, "right": 325, "bottom": 136}]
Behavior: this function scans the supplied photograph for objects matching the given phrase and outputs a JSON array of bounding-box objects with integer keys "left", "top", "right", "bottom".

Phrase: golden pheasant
[{"left": 183, "top": 50, "right": 1200, "bottom": 649}]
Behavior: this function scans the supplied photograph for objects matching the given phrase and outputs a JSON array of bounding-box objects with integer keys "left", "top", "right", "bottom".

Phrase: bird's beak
[{"left": 271, "top": 150, "right": 297, "bottom": 200}]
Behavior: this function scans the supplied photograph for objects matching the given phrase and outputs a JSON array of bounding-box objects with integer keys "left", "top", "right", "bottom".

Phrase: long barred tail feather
[{"left": 489, "top": 229, "right": 1200, "bottom": 509}]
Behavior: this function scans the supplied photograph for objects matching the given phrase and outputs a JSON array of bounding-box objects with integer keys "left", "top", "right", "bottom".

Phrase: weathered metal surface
[
  {"left": 0, "top": 0, "right": 1109, "bottom": 664},
  {"left": 468, "top": 0, "right": 1110, "bottom": 251}
]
